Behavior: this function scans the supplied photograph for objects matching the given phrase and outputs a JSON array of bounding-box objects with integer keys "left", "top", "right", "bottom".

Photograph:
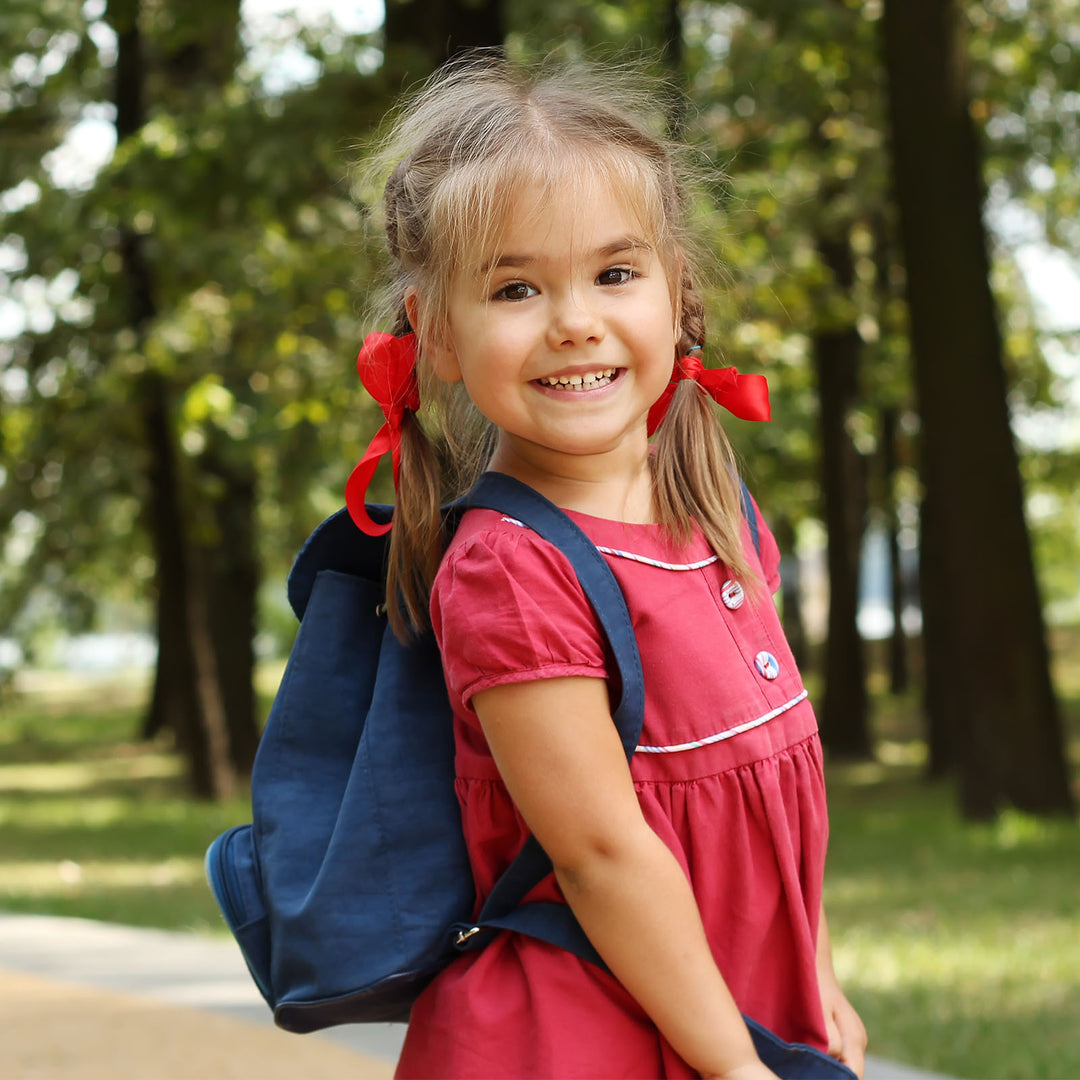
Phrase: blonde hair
[{"left": 359, "top": 54, "right": 752, "bottom": 639}]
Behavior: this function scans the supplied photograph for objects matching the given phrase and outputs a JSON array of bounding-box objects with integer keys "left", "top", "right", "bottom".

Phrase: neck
[{"left": 487, "top": 438, "right": 656, "bottom": 523}]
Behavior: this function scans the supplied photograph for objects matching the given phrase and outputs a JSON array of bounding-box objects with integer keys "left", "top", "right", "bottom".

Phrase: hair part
[{"left": 359, "top": 54, "right": 755, "bottom": 640}]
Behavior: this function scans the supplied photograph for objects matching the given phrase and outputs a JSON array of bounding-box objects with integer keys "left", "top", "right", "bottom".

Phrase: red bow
[
  {"left": 646, "top": 354, "right": 771, "bottom": 435},
  {"left": 345, "top": 332, "right": 420, "bottom": 536}
]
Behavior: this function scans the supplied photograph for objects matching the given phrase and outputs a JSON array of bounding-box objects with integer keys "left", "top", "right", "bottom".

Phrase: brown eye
[
  {"left": 495, "top": 281, "right": 538, "bottom": 301},
  {"left": 597, "top": 267, "right": 635, "bottom": 286}
]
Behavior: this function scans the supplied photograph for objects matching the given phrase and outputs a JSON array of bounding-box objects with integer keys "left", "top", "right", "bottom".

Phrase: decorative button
[
  {"left": 721, "top": 579, "right": 745, "bottom": 610},
  {"left": 754, "top": 651, "right": 780, "bottom": 680}
]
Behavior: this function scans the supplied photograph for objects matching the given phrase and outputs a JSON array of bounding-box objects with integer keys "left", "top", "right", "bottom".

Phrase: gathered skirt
[{"left": 396, "top": 702, "right": 829, "bottom": 1079}]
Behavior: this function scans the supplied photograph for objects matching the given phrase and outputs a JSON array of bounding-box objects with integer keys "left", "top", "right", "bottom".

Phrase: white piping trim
[
  {"left": 634, "top": 689, "right": 810, "bottom": 754},
  {"left": 495, "top": 516, "right": 718, "bottom": 571},
  {"left": 595, "top": 546, "right": 719, "bottom": 571}
]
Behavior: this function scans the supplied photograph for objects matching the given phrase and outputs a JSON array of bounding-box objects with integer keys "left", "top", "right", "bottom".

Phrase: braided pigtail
[
  {"left": 383, "top": 159, "right": 453, "bottom": 638},
  {"left": 676, "top": 260, "right": 705, "bottom": 356},
  {"left": 652, "top": 272, "right": 754, "bottom": 584},
  {"left": 386, "top": 406, "right": 444, "bottom": 640}
]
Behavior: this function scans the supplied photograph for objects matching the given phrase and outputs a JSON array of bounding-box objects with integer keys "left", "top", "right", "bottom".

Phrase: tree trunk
[
  {"left": 445, "top": 0, "right": 503, "bottom": 56},
  {"left": 813, "top": 234, "right": 871, "bottom": 759},
  {"left": 140, "top": 370, "right": 199, "bottom": 750},
  {"left": 919, "top": 478, "right": 956, "bottom": 777},
  {"left": 139, "top": 371, "right": 233, "bottom": 799},
  {"left": 112, "top": 0, "right": 236, "bottom": 797},
  {"left": 881, "top": 0, "right": 1073, "bottom": 816},
  {"left": 663, "top": 0, "right": 687, "bottom": 137},
  {"left": 880, "top": 406, "right": 909, "bottom": 695},
  {"left": 773, "top": 514, "right": 809, "bottom": 670},
  {"left": 384, "top": 0, "right": 503, "bottom": 66},
  {"left": 204, "top": 442, "right": 261, "bottom": 774}
]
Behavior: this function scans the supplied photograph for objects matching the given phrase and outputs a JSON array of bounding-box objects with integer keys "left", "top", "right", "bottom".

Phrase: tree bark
[
  {"left": 112, "top": 0, "right": 236, "bottom": 797},
  {"left": 141, "top": 367, "right": 236, "bottom": 799},
  {"left": 773, "top": 515, "right": 809, "bottom": 670},
  {"left": 880, "top": 406, "right": 909, "bottom": 695},
  {"left": 204, "top": 442, "right": 261, "bottom": 774},
  {"left": 663, "top": 0, "right": 687, "bottom": 137},
  {"left": 919, "top": 478, "right": 956, "bottom": 777},
  {"left": 813, "top": 233, "right": 871, "bottom": 759},
  {"left": 140, "top": 369, "right": 202, "bottom": 763},
  {"left": 881, "top": 0, "right": 1073, "bottom": 816},
  {"left": 384, "top": 0, "right": 503, "bottom": 67}
]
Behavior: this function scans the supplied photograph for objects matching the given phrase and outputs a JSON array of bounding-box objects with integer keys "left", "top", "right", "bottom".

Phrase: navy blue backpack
[{"left": 205, "top": 471, "right": 854, "bottom": 1079}]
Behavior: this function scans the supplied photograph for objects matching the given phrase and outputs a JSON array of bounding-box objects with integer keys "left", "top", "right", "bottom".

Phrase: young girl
[{"left": 346, "top": 57, "right": 867, "bottom": 1080}]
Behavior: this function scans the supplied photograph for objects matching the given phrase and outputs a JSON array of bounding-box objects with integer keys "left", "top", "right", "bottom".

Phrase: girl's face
[{"left": 425, "top": 181, "right": 678, "bottom": 480}]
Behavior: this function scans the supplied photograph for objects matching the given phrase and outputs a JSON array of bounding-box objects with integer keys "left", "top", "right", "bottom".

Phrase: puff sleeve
[{"left": 430, "top": 521, "right": 609, "bottom": 714}]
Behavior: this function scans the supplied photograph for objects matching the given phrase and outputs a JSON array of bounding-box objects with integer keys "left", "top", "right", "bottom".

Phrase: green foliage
[
  {"left": 1, "top": 0, "right": 398, "bottom": 646},
  {"left": 680, "top": 1, "right": 897, "bottom": 515},
  {"left": 2, "top": 0, "right": 1078, "bottom": 652},
  {"left": 504, "top": 1, "right": 1079, "bottom": 604},
  {"left": 967, "top": 0, "right": 1080, "bottom": 608}
]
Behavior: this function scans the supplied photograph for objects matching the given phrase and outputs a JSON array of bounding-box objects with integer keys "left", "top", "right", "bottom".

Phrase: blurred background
[{"left": 1, "top": 2, "right": 1078, "bottom": 1077}]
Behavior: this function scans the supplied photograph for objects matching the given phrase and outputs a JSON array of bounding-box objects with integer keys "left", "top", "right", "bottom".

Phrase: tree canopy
[{"left": 2, "top": 0, "right": 1076, "bottom": 814}]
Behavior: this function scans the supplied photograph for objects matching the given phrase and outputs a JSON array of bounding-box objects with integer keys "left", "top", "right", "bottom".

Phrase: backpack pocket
[{"left": 205, "top": 824, "right": 273, "bottom": 1006}]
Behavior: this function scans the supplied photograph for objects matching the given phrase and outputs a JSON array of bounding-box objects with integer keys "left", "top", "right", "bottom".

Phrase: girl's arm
[
  {"left": 472, "top": 675, "right": 775, "bottom": 1080},
  {"left": 815, "top": 903, "right": 867, "bottom": 1077}
]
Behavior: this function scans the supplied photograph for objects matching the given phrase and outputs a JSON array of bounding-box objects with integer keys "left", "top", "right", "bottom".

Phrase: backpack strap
[
  {"left": 448, "top": 472, "right": 767, "bottom": 967},
  {"left": 446, "top": 473, "right": 648, "bottom": 966},
  {"left": 459, "top": 472, "right": 646, "bottom": 759},
  {"left": 739, "top": 477, "right": 761, "bottom": 560}
]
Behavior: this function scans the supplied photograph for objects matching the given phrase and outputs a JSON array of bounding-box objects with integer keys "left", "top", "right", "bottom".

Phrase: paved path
[{"left": 0, "top": 914, "right": 945, "bottom": 1080}]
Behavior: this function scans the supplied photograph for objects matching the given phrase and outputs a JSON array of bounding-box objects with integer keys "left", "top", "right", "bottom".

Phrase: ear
[{"left": 405, "top": 288, "right": 462, "bottom": 383}]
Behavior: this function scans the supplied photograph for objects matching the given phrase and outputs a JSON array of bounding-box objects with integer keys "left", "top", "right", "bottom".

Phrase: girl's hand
[
  {"left": 818, "top": 966, "right": 868, "bottom": 1078},
  {"left": 816, "top": 904, "right": 868, "bottom": 1077}
]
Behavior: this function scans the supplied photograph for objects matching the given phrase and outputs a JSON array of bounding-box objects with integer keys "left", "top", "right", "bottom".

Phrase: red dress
[{"left": 395, "top": 498, "right": 830, "bottom": 1079}]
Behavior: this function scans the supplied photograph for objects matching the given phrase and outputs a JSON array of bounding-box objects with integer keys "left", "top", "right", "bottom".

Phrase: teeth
[{"left": 538, "top": 369, "right": 617, "bottom": 390}]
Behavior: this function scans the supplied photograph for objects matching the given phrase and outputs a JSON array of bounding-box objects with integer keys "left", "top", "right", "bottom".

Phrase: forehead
[
  {"left": 492, "top": 180, "right": 651, "bottom": 260},
  {"left": 450, "top": 146, "right": 669, "bottom": 274}
]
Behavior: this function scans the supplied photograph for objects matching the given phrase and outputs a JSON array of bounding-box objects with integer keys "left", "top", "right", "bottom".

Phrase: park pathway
[{"left": 0, "top": 913, "right": 950, "bottom": 1080}]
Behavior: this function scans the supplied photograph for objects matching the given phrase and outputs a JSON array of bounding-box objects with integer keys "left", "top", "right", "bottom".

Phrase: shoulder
[
  {"left": 438, "top": 508, "right": 587, "bottom": 596},
  {"left": 431, "top": 509, "right": 607, "bottom": 711}
]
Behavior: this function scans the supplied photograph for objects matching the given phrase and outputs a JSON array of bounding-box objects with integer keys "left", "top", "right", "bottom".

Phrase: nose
[{"left": 547, "top": 289, "right": 604, "bottom": 350}]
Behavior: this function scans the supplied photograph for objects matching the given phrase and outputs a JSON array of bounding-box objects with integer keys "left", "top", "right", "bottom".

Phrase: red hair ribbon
[
  {"left": 646, "top": 353, "right": 771, "bottom": 436},
  {"left": 345, "top": 332, "right": 420, "bottom": 536}
]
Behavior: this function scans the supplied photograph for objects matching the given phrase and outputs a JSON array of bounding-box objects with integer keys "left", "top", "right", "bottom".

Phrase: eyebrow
[{"left": 484, "top": 237, "right": 652, "bottom": 271}]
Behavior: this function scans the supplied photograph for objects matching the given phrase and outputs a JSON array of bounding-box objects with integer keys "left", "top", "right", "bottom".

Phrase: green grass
[
  {"left": 825, "top": 767, "right": 1080, "bottom": 1079},
  {"left": 818, "top": 625, "right": 1080, "bottom": 1079},
  {"left": 0, "top": 673, "right": 253, "bottom": 932},
  {"left": 1, "top": 646, "right": 1079, "bottom": 1079}
]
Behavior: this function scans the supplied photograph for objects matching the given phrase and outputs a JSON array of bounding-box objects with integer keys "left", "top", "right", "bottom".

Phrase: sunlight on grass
[
  {"left": 824, "top": 743, "right": 1080, "bottom": 1079},
  {"left": 0, "top": 753, "right": 180, "bottom": 793},
  {"left": 2, "top": 664, "right": 1079, "bottom": 1077},
  {"left": 2, "top": 856, "right": 206, "bottom": 893},
  {"left": 9, "top": 670, "right": 151, "bottom": 712},
  {"left": 875, "top": 739, "right": 927, "bottom": 767},
  {"left": 0, "top": 673, "right": 253, "bottom": 933}
]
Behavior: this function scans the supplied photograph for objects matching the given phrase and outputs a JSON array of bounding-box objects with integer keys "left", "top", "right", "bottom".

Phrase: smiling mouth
[{"left": 535, "top": 368, "right": 619, "bottom": 391}]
